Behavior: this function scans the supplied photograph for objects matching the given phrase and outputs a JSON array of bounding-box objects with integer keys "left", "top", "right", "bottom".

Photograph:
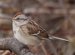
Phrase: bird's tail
[{"left": 48, "top": 35, "right": 69, "bottom": 42}]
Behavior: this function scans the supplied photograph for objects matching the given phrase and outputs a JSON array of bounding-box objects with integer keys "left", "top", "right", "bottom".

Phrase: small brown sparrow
[
  {"left": 12, "top": 12, "right": 69, "bottom": 46},
  {"left": 12, "top": 12, "right": 49, "bottom": 46}
]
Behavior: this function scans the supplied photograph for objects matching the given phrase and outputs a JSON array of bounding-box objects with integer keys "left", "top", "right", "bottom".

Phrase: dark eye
[
  {"left": 17, "top": 18, "right": 24, "bottom": 20},
  {"left": 16, "top": 18, "right": 27, "bottom": 20},
  {"left": 16, "top": 18, "right": 20, "bottom": 20}
]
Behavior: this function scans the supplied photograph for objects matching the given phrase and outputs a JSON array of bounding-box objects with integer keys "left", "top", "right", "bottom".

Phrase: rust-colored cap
[{"left": 13, "top": 10, "right": 23, "bottom": 19}]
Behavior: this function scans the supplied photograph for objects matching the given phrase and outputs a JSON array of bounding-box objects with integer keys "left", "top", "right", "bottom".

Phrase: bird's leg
[
  {"left": 27, "top": 44, "right": 47, "bottom": 55},
  {"left": 39, "top": 40, "right": 52, "bottom": 55},
  {"left": 27, "top": 45, "right": 42, "bottom": 54},
  {"left": 40, "top": 40, "right": 49, "bottom": 55},
  {"left": 27, "top": 40, "right": 55, "bottom": 55}
]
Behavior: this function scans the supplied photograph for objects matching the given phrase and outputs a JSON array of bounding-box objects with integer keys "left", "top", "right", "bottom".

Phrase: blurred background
[{"left": 0, "top": 0, "right": 75, "bottom": 55}]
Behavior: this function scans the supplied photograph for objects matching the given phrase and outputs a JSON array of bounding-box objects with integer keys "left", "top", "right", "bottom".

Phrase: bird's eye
[
  {"left": 16, "top": 18, "right": 27, "bottom": 20},
  {"left": 17, "top": 18, "right": 20, "bottom": 20}
]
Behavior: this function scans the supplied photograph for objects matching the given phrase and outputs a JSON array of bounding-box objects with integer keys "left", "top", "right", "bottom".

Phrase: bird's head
[{"left": 13, "top": 12, "right": 30, "bottom": 26}]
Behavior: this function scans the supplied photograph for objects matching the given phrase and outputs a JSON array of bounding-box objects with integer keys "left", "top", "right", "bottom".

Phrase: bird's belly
[{"left": 14, "top": 31, "right": 40, "bottom": 46}]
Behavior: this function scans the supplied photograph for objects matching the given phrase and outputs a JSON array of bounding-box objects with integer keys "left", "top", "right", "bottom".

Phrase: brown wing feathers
[
  {"left": 27, "top": 20, "right": 49, "bottom": 38},
  {"left": 27, "top": 20, "right": 40, "bottom": 34},
  {"left": 20, "top": 19, "right": 49, "bottom": 39}
]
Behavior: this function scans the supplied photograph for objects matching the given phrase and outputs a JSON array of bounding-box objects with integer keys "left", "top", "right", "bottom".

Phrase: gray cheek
[
  {"left": 15, "top": 21, "right": 21, "bottom": 25},
  {"left": 17, "top": 20, "right": 24, "bottom": 23}
]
